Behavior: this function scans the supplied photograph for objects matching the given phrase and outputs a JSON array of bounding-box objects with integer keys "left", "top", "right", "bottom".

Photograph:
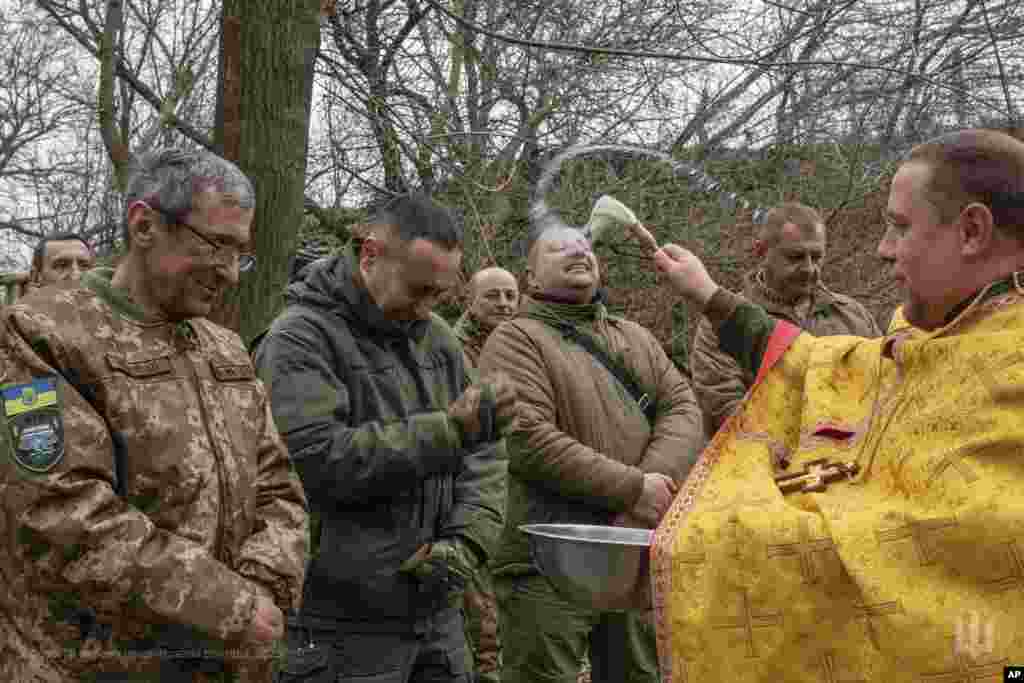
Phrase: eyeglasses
[{"left": 148, "top": 204, "right": 256, "bottom": 273}]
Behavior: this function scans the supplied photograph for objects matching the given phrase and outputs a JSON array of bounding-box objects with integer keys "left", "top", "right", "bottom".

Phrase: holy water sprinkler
[{"left": 584, "top": 195, "right": 660, "bottom": 254}]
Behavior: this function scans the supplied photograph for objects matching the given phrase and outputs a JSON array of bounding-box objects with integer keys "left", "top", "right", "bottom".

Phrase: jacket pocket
[
  {"left": 277, "top": 643, "right": 334, "bottom": 683},
  {"left": 102, "top": 351, "right": 206, "bottom": 524}
]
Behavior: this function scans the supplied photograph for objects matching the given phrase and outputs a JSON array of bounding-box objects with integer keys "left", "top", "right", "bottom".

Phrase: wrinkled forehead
[
  {"left": 45, "top": 240, "right": 93, "bottom": 260},
  {"left": 530, "top": 227, "right": 590, "bottom": 263},
  {"left": 191, "top": 185, "right": 249, "bottom": 213},
  {"left": 539, "top": 226, "right": 588, "bottom": 247},
  {"left": 777, "top": 221, "right": 826, "bottom": 249},
  {"left": 475, "top": 269, "right": 519, "bottom": 292}
]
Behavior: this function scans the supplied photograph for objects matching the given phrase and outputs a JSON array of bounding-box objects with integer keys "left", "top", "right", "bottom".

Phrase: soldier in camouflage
[
  {"left": 28, "top": 232, "right": 95, "bottom": 287},
  {"left": 255, "top": 194, "right": 517, "bottom": 683},
  {"left": 0, "top": 149, "right": 310, "bottom": 682},
  {"left": 451, "top": 265, "right": 519, "bottom": 683},
  {"left": 690, "top": 202, "right": 881, "bottom": 436}
]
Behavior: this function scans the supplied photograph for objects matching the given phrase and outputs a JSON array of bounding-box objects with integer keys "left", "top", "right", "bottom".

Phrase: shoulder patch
[{"left": 2, "top": 376, "right": 65, "bottom": 473}]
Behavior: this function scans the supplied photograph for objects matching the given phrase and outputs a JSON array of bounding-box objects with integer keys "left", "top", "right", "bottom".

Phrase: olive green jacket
[
  {"left": 692, "top": 274, "right": 881, "bottom": 435},
  {"left": 255, "top": 249, "right": 506, "bottom": 628}
]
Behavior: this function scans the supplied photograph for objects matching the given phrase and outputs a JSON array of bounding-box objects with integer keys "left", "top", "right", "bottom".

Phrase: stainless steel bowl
[{"left": 519, "top": 523, "right": 652, "bottom": 611}]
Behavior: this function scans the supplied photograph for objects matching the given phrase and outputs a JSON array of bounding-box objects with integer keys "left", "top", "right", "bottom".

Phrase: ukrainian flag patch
[{"left": 2, "top": 376, "right": 64, "bottom": 472}]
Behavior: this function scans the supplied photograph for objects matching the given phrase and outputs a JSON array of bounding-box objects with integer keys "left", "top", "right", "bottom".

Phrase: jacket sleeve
[
  {"left": 235, "top": 397, "right": 310, "bottom": 613},
  {"left": 2, "top": 309, "right": 263, "bottom": 642},
  {"left": 434, "top": 321, "right": 507, "bottom": 562},
  {"left": 254, "top": 317, "right": 463, "bottom": 506},
  {"left": 635, "top": 328, "right": 704, "bottom": 483},
  {"left": 478, "top": 322, "right": 644, "bottom": 513},
  {"left": 441, "top": 435, "right": 507, "bottom": 561},
  {"left": 690, "top": 315, "right": 750, "bottom": 434}
]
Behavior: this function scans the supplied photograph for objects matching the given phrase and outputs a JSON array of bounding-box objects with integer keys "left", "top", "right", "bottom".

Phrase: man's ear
[
  {"left": 524, "top": 267, "right": 538, "bottom": 293},
  {"left": 959, "top": 202, "right": 996, "bottom": 258},
  {"left": 126, "top": 202, "right": 158, "bottom": 249},
  {"left": 752, "top": 238, "right": 768, "bottom": 259},
  {"left": 359, "top": 235, "right": 382, "bottom": 270}
]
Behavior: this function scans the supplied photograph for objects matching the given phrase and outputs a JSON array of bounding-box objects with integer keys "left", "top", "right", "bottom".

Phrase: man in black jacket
[{"left": 256, "top": 194, "right": 516, "bottom": 683}]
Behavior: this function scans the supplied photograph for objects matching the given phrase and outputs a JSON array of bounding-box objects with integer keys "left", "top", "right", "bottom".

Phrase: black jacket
[{"left": 254, "top": 249, "right": 506, "bottom": 630}]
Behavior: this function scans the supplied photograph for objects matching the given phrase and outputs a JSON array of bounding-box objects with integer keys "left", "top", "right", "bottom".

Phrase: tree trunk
[{"left": 213, "top": 0, "right": 322, "bottom": 341}]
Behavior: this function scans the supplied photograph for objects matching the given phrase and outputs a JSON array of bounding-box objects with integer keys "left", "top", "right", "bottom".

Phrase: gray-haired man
[{"left": 0, "top": 148, "right": 309, "bottom": 682}]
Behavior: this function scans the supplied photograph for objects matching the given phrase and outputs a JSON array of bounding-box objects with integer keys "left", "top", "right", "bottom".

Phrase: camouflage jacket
[
  {"left": 0, "top": 270, "right": 309, "bottom": 681},
  {"left": 478, "top": 296, "right": 704, "bottom": 575},
  {"left": 452, "top": 310, "right": 489, "bottom": 371},
  {"left": 691, "top": 272, "right": 882, "bottom": 435},
  {"left": 254, "top": 250, "right": 506, "bottom": 629}
]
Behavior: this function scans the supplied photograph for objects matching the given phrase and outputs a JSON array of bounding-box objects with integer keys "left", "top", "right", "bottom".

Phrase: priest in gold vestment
[{"left": 648, "top": 128, "right": 1024, "bottom": 681}]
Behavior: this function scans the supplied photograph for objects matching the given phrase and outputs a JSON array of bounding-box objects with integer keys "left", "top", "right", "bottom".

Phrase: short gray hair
[{"left": 124, "top": 149, "right": 255, "bottom": 245}]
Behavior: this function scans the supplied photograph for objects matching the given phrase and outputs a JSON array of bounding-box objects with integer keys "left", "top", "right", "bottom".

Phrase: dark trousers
[{"left": 276, "top": 608, "right": 473, "bottom": 683}]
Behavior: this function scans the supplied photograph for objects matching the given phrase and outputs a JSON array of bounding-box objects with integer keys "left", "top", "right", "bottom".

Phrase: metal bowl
[{"left": 520, "top": 523, "right": 652, "bottom": 611}]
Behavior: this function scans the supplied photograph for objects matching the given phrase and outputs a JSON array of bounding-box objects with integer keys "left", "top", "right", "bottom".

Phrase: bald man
[
  {"left": 477, "top": 226, "right": 703, "bottom": 683},
  {"left": 454, "top": 266, "right": 520, "bottom": 369},
  {"left": 691, "top": 202, "right": 881, "bottom": 435},
  {"left": 450, "top": 265, "right": 518, "bottom": 683}
]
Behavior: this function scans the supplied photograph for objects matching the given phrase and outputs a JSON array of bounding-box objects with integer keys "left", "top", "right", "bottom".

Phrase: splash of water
[{"left": 529, "top": 143, "right": 766, "bottom": 242}]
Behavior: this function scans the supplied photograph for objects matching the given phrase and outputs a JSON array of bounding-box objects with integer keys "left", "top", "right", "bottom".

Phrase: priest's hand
[
  {"left": 630, "top": 472, "right": 678, "bottom": 527},
  {"left": 653, "top": 244, "right": 719, "bottom": 309}
]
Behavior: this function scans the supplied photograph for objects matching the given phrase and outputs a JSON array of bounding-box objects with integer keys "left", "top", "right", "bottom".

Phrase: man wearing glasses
[{"left": 0, "top": 148, "right": 309, "bottom": 682}]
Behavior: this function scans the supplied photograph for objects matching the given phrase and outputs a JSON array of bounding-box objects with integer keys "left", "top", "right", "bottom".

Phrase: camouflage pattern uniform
[
  {"left": 691, "top": 272, "right": 882, "bottom": 435},
  {"left": 452, "top": 311, "right": 503, "bottom": 683},
  {"left": 0, "top": 270, "right": 309, "bottom": 682},
  {"left": 254, "top": 250, "right": 506, "bottom": 683}
]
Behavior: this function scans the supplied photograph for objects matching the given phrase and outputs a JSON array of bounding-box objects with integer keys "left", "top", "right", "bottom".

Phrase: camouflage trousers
[
  {"left": 494, "top": 573, "right": 658, "bottom": 683},
  {"left": 462, "top": 566, "right": 501, "bottom": 683}
]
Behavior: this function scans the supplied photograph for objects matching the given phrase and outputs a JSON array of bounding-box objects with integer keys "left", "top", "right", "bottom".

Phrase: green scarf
[
  {"left": 521, "top": 296, "right": 607, "bottom": 329},
  {"left": 82, "top": 267, "right": 151, "bottom": 322}
]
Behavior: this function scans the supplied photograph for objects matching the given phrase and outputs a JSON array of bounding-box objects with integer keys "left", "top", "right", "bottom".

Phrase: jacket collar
[
  {"left": 285, "top": 246, "right": 431, "bottom": 343},
  {"left": 883, "top": 270, "right": 1024, "bottom": 358},
  {"left": 941, "top": 270, "right": 1023, "bottom": 327},
  {"left": 454, "top": 310, "right": 488, "bottom": 344},
  {"left": 521, "top": 293, "right": 606, "bottom": 329},
  {"left": 742, "top": 270, "right": 839, "bottom": 319}
]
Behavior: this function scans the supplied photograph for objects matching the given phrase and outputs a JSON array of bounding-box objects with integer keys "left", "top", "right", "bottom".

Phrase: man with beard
[
  {"left": 451, "top": 265, "right": 519, "bottom": 683},
  {"left": 649, "top": 128, "right": 1024, "bottom": 680},
  {"left": 691, "top": 202, "right": 880, "bottom": 435},
  {"left": 0, "top": 148, "right": 309, "bottom": 682},
  {"left": 255, "top": 194, "right": 517, "bottom": 683},
  {"left": 29, "top": 233, "right": 96, "bottom": 287},
  {"left": 477, "top": 225, "right": 704, "bottom": 683}
]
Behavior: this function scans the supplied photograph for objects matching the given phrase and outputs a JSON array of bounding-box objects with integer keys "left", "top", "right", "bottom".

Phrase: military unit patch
[{"left": 2, "top": 376, "right": 65, "bottom": 472}]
